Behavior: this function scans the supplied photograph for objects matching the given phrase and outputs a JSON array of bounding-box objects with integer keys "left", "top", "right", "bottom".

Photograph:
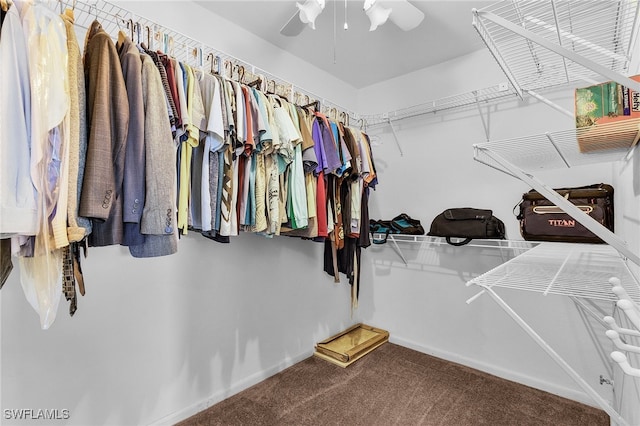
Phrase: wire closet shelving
[
  {"left": 466, "top": 2, "right": 640, "bottom": 425},
  {"left": 370, "top": 235, "right": 537, "bottom": 265},
  {"left": 472, "top": 0, "right": 640, "bottom": 97},
  {"left": 467, "top": 242, "right": 640, "bottom": 302}
]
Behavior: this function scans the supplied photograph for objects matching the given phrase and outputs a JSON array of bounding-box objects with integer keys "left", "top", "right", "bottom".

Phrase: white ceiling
[{"left": 197, "top": 0, "right": 497, "bottom": 89}]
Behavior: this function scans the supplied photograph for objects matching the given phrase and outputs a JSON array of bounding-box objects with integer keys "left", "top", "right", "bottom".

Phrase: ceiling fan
[{"left": 280, "top": 0, "right": 425, "bottom": 36}]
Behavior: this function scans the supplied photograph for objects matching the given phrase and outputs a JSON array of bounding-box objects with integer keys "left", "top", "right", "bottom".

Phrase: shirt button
[{"left": 165, "top": 226, "right": 173, "bottom": 233}]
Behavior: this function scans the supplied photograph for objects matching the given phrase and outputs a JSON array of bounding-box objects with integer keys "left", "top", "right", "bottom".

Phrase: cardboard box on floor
[{"left": 575, "top": 75, "right": 640, "bottom": 153}]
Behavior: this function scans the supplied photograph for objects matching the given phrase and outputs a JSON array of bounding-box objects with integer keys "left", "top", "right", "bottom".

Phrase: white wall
[
  {"left": 0, "top": 2, "right": 359, "bottom": 426},
  {"left": 356, "top": 48, "right": 630, "bottom": 410}
]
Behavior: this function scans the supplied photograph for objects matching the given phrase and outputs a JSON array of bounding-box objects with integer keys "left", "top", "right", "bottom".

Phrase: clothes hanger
[
  {"left": 135, "top": 22, "right": 142, "bottom": 45},
  {"left": 206, "top": 53, "right": 216, "bottom": 74},
  {"left": 266, "top": 79, "right": 276, "bottom": 95},
  {"left": 197, "top": 48, "right": 204, "bottom": 73},
  {"left": 338, "top": 111, "right": 347, "bottom": 125},
  {"left": 144, "top": 25, "right": 152, "bottom": 49},
  {"left": 118, "top": 19, "right": 134, "bottom": 44},
  {"left": 223, "top": 60, "right": 232, "bottom": 79},
  {"left": 279, "top": 84, "right": 292, "bottom": 102},
  {"left": 116, "top": 16, "right": 128, "bottom": 45},
  {"left": 60, "top": 0, "right": 76, "bottom": 20},
  {"left": 276, "top": 84, "right": 291, "bottom": 102},
  {"left": 234, "top": 65, "right": 245, "bottom": 84},
  {"left": 63, "top": 4, "right": 75, "bottom": 20},
  {"left": 190, "top": 47, "right": 198, "bottom": 67},
  {"left": 1, "top": 0, "right": 8, "bottom": 12},
  {"left": 247, "top": 76, "right": 262, "bottom": 88}
]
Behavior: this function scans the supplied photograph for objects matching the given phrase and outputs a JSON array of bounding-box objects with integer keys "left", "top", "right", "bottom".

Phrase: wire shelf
[
  {"left": 373, "top": 234, "right": 537, "bottom": 250},
  {"left": 468, "top": 242, "right": 640, "bottom": 302},
  {"left": 473, "top": 0, "right": 640, "bottom": 94},
  {"left": 371, "top": 235, "right": 538, "bottom": 265},
  {"left": 362, "top": 83, "right": 519, "bottom": 127},
  {"left": 474, "top": 119, "right": 640, "bottom": 173}
]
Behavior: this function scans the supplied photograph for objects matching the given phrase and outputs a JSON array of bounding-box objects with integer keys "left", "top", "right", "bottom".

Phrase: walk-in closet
[{"left": 1, "top": 0, "right": 639, "bottom": 425}]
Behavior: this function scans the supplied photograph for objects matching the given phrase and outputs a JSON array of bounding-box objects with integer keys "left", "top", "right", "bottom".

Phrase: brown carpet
[{"left": 178, "top": 343, "right": 609, "bottom": 426}]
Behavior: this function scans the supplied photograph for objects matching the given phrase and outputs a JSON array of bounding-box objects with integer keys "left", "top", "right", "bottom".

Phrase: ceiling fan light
[
  {"left": 365, "top": 2, "right": 392, "bottom": 31},
  {"left": 297, "top": 0, "right": 325, "bottom": 30}
]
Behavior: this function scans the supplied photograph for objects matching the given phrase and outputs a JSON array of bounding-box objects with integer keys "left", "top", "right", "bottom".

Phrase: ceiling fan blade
[
  {"left": 382, "top": 0, "right": 425, "bottom": 31},
  {"left": 280, "top": 10, "right": 306, "bottom": 37}
]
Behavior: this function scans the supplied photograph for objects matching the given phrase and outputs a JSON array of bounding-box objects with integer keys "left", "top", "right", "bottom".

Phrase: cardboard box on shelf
[{"left": 575, "top": 75, "right": 640, "bottom": 153}]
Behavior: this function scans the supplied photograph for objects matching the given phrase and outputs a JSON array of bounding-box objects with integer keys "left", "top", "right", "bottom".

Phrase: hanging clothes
[
  {"left": 81, "top": 19, "right": 129, "bottom": 247},
  {"left": 61, "top": 8, "right": 90, "bottom": 316},
  {"left": 116, "top": 34, "right": 146, "bottom": 247},
  {"left": 17, "top": 0, "right": 70, "bottom": 329},
  {"left": 129, "top": 53, "right": 178, "bottom": 258},
  {"left": 0, "top": 1, "right": 27, "bottom": 290},
  {"left": 216, "top": 78, "right": 236, "bottom": 241},
  {"left": 158, "top": 52, "right": 182, "bottom": 133},
  {"left": 142, "top": 45, "right": 178, "bottom": 134},
  {"left": 176, "top": 63, "right": 206, "bottom": 234},
  {"left": 0, "top": 1, "right": 36, "bottom": 238},
  {"left": 61, "top": 8, "right": 91, "bottom": 243},
  {"left": 197, "top": 71, "right": 224, "bottom": 233},
  {"left": 322, "top": 122, "right": 377, "bottom": 309},
  {"left": 0, "top": 1, "right": 382, "bottom": 328}
]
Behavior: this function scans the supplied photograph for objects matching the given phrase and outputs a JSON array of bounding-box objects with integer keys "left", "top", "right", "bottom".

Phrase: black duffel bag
[{"left": 427, "top": 208, "right": 506, "bottom": 246}]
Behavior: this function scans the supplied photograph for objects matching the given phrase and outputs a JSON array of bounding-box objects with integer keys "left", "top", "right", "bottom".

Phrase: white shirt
[{"left": 0, "top": 3, "right": 37, "bottom": 237}]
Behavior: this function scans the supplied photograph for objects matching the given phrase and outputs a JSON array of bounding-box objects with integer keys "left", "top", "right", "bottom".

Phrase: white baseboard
[
  {"left": 148, "top": 349, "right": 314, "bottom": 426},
  {"left": 389, "top": 335, "right": 599, "bottom": 408}
]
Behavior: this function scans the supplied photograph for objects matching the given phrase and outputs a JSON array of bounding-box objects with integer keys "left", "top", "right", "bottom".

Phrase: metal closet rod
[{"left": 55, "top": 0, "right": 360, "bottom": 124}]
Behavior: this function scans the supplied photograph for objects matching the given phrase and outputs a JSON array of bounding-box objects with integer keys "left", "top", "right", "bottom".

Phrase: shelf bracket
[
  {"left": 473, "top": 146, "right": 519, "bottom": 179},
  {"left": 475, "top": 10, "right": 640, "bottom": 93},
  {"left": 481, "top": 285, "right": 630, "bottom": 426},
  {"left": 544, "top": 132, "right": 571, "bottom": 168},
  {"left": 570, "top": 296, "right": 609, "bottom": 329},
  {"left": 473, "top": 9, "right": 524, "bottom": 99},
  {"left": 549, "top": 0, "right": 571, "bottom": 84},
  {"left": 525, "top": 90, "right": 574, "bottom": 119},
  {"left": 388, "top": 236, "right": 408, "bottom": 265},
  {"left": 476, "top": 147, "right": 640, "bottom": 267},
  {"left": 387, "top": 118, "right": 404, "bottom": 157},
  {"left": 474, "top": 91, "right": 490, "bottom": 141}
]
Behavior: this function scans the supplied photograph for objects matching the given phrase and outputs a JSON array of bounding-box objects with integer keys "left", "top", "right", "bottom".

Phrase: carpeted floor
[{"left": 178, "top": 343, "right": 609, "bottom": 426}]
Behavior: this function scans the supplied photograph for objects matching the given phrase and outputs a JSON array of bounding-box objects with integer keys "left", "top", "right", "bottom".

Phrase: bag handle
[
  {"left": 532, "top": 205, "right": 594, "bottom": 214},
  {"left": 446, "top": 237, "right": 473, "bottom": 246}
]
